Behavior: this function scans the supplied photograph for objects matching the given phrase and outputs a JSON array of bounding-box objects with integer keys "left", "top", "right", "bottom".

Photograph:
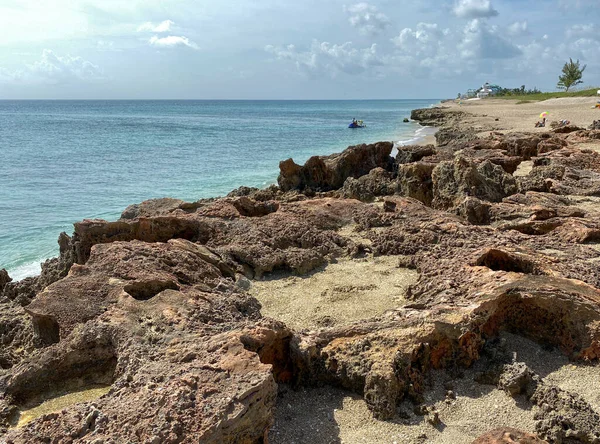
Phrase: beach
[
  {"left": 3, "top": 96, "right": 600, "bottom": 443},
  {"left": 265, "top": 96, "right": 600, "bottom": 444},
  {"left": 445, "top": 97, "right": 600, "bottom": 135}
]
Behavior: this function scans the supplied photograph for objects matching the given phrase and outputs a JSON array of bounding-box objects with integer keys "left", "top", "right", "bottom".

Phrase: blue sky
[{"left": 0, "top": 0, "right": 598, "bottom": 99}]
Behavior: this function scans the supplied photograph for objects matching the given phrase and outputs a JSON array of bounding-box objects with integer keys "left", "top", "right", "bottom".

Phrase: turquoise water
[{"left": 0, "top": 99, "right": 438, "bottom": 279}]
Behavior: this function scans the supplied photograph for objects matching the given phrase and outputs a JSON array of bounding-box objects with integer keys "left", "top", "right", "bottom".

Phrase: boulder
[
  {"left": 498, "top": 362, "right": 539, "bottom": 397},
  {"left": 436, "top": 126, "right": 479, "bottom": 147},
  {"left": 456, "top": 196, "right": 492, "bottom": 225},
  {"left": 553, "top": 125, "right": 584, "bottom": 134},
  {"left": 277, "top": 142, "right": 393, "bottom": 192},
  {"left": 410, "top": 107, "right": 466, "bottom": 127},
  {"left": 341, "top": 167, "right": 394, "bottom": 202},
  {"left": 0, "top": 269, "right": 11, "bottom": 294},
  {"left": 395, "top": 144, "right": 436, "bottom": 164},
  {"left": 395, "top": 162, "right": 436, "bottom": 205},
  {"left": 432, "top": 158, "right": 518, "bottom": 210},
  {"left": 495, "top": 133, "right": 542, "bottom": 159},
  {"left": 121, "top": 197, "right": 186, "bottom": 219},
  {"left": 531, "top": 384, "right": 600, "bottom": 443}
]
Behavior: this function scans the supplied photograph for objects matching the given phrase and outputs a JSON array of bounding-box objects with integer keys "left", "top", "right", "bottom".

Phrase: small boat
[{"left": 348, "top": 120, "right": 366, "bottom": 128}]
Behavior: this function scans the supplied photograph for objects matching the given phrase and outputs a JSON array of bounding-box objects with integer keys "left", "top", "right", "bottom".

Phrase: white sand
[{"left": 446, "top": 97, "right": 600, "bottom": 135}]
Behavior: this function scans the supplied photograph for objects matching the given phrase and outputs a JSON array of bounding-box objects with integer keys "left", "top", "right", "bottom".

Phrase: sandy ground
[
  {"left": 270, "top": 333, "right": 600, "bottom": 444},
  {"left": 444, "top": 97, "right": 600, "bottom": 135},
  {"left": 262, "top": 98, "right": 600, "bottom": 443},
  {"left": 249, "top": 253, "right": 417, "bottom": 331},
  {"left": 417, "top": 134, "right": 436, "bottom": 146}
]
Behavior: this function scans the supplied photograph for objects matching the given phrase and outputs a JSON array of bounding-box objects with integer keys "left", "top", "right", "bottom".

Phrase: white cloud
[
  {"left": 344, "top": 3, "right": 390, "bottom": 35},
  {"left": 137, "top": 20, "right": 174, "bottom": 33},
  {"left": 388, "top": 18, "right": 520, "bottom": 78},
  {"left": 266, "top": 41, "right": 384, "bottom": 77},
  {"left": 0, "top": 49, "right": 104, "bottom": 84},
  {"left": 507, "top": 21, "right": 529, "bottom": 37},
  {"left": 453, "top": 0, "right": 498, "bottom": 19},
  {"left": 566, "top": 24, "right": 599, "bottom": 39},
  {"left": 459, "top": 19, "right": 521, "bottom": 59},
  {"left": 392, "top": 22, "right": 449, "bottom": 58},
  {"left": 148, "top": 35, "right": 198, "bottom": 49}
]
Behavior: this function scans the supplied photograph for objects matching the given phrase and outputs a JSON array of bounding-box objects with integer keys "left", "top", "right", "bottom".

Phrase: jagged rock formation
[
  {"left": 278, "top": 141, "right": 393, "bottom": 192},
  {"left": 409, "top": 107, "right": 467, "bottom": 127},
  {"left": 3, "top": 113, "right": 600, "bottom": 442}
]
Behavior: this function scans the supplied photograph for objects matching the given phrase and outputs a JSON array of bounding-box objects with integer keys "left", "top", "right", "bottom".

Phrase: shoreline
[
  {"left": 3, "top": 97, "right": 600, "bottom": 442},
  {"left": 4, "top": 116, "right": 438, "bottom": 282}
]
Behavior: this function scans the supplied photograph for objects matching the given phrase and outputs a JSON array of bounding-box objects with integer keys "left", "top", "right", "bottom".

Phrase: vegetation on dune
[
  {"left": 495, "top": 87, "right": 599, "bottom": 102},
  {"left": 557, "top": 58, "right": 587, "bottom": 92}
]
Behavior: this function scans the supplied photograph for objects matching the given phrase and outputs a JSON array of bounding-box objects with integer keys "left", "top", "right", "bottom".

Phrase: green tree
[{"left": 557, "top": 58, "right": 587, "bottom": 92}]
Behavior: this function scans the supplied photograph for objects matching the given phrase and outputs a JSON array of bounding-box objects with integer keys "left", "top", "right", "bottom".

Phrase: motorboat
[{"left": 348, "top": 120, "right": 365, "bottom": 128}]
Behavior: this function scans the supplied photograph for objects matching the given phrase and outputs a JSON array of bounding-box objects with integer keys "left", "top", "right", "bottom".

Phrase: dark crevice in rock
[
  {"left": 29, "top": 313, "right": 60, "bottom": 347},
  {"left": 475, "top": 249, "right": 538, "bottom": 274},
  {"left": 123, "top": 279, "right": 180, "bottom": 301},
  {"left": 240, "top": 325, "right": 294, "bottom": 384},
  {"left": 480, "top": 294, "right": 583, "bottom": 356}
]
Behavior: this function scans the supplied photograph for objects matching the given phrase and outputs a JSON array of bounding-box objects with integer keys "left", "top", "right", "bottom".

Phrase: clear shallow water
[{"left": 0, "top": 99, "right": 438, "bottom": 280}]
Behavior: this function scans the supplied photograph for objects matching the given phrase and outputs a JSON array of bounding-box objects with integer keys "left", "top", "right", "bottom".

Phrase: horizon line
[{"left": 0, "top": 98, "right": 443, "bottom": 102}]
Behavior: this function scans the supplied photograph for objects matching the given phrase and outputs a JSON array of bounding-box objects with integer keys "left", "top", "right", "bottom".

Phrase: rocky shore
[{"left": 2, "top": 101, "right": 600, "bottom": 443}]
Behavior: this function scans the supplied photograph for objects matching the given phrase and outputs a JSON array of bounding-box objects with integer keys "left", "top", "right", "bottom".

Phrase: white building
[{"left": 477, "top": 82, "right": 494, "bottom": 99}]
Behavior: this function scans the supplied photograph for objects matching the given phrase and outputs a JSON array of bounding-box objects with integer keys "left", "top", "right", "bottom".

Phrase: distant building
[{"left": 477, "top": 82, "right": 494, "bottom": 98}]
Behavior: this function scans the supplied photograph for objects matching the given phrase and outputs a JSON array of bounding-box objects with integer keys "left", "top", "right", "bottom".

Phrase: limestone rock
[
  {"left": 409, "top": 107, "right": 466, "bottom": 127},
  {"left": 553, "top": 125, "right": 584, "bottom": 134},
  {"left": 436, "top": 126, "right": 479, "bottom": 147},
  {"left": 341, "top": 167, "right": 394, "bottom": 202},
  {"left": 277, "top": 142, "right": 394, "bottom": 192},
  {"left": 532, "top": 384, "right": 600, "bottom": 443},
  {"left": 395, "top": 162, "right": 435, "bottom": 206},
  {"left": 120, "top": 197, "right": 186, "bottom": 219},
  {"left": 0, "top": 269, "right": 10, "bottom": 294},
  {"left": 432, "top": 158, "right": 518, "bottom": 210},
  {"left": 4, "top": 123, "right": 600, "bottom": 441},
  {"left": 498, "top": 362, "right": 539, "bottom": 397},
  {"left": 396, "top": 144, "right": 436, "bottom": 164}
]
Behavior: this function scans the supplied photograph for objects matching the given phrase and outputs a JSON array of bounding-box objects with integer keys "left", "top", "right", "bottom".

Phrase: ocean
[{"left": 0, "top": 99, "right": 438, "bottom": 280}]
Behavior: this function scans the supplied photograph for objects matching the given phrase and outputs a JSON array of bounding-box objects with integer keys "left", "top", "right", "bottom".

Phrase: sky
[{"left": 0, "top": 0, "right": 598, "bottom": 99}]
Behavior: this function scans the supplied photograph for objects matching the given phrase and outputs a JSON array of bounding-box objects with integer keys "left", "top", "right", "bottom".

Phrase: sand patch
[
  {"left": 249, "top": 256, "right": 418, "bottom": 330},
  {"left": 270, "top": 333, "right": 600, "bottom": 444},
  {"left": 12, "top": 385, "right": 111, "bottom": 428},
  {"left": 568, "top": 196, "right": 600, "bottom": 215},
  {"left": 513, "top": 160, "right": 533, "bottom": 177}
]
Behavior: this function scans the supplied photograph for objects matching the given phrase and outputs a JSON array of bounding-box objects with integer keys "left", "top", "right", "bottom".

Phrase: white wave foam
[
  {"left": 7, "top": 261, "right": 42, "bottom": 281},
  {"left": 391, "top": 125, "right": 437, "bottom": 157},
  {"left": 396, "top": 127, "right": 436, "bottom": 145}
]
